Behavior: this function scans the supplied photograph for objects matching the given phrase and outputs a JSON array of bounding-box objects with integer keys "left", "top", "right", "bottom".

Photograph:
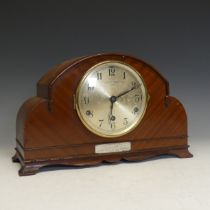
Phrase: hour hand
[{"left": 109, "top": 97, "right": 116, "bottom": 123}]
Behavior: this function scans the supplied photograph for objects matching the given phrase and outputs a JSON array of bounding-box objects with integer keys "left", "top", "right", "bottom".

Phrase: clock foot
[
  {"left": 168, "top": 148, "right": 193, "bottom": 158},
  {"left": 19, "top": 165, "right": 41, "bottom": 176},
  {"left": 12, "top": 153, "right": 20, "bottom": 163},
  {"left": 12, "top": 150, "right": 41, "bottom": 176}
]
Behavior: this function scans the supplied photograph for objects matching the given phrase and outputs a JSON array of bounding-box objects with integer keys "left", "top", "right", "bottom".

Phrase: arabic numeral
[
  {"left": 109, "top": 66, "right": 115, "bottom": 76},
  {"left": 97, "top": 72, "right": 102, "bottom": 80},
  {"left": 123, "top": 118, "right": 128, "bottom": 125},
  {"left": 84, "top": 96, "right": 90, "bottom": 104},
  {"left": 131, "top": 81, "right": 137, "bottom": 88},
  {"left": 123, "top": 72, "right": 126, "bottom": 79},
  {"left": 86, "top": 110, "right": 93, "bottom": 117},
  {"left": 99, "top": 119, "right": 104, "bottom": 127},
  {"left": 133, "top": 107, "right": 139, "bottom": 114},
  {"left": 110, "top": 122, "right": 115, "bottom": 129},
  {"left": 87, "top": 84, "right": 94, "bottom": 91},
  {"left": 135, "top": 94, "right": 140, "bottom": 102}
]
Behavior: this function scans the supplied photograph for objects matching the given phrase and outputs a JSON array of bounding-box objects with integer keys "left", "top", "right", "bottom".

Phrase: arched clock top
[{"left": 37, "top": 53, "right": 170, "bottom": 102}]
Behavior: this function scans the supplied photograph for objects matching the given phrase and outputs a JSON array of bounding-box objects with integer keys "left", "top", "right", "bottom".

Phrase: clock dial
[{"left": 75, "top": 61, "right": 148, "bottom": 137}]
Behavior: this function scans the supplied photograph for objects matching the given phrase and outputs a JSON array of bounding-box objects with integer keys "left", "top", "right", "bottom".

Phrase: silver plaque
[{"left": 95, "top": 142, "right": 131, "bottom": 154}]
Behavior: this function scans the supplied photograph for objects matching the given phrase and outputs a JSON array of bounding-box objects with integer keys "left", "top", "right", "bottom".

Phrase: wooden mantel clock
[{"left": 12, "top": 53, "right": 193, "bottom": 176}]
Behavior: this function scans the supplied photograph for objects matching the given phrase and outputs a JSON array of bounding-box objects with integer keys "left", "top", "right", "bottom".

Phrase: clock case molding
[{"left": 12, "top": 53, "right": 193, "bottom": 176}]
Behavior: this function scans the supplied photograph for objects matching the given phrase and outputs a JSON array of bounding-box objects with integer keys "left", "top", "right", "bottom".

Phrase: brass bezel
[{"left": 75, "top": 60, "right": 149, "bottom": 138}]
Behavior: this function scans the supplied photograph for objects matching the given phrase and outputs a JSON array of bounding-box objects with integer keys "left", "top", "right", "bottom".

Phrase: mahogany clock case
[{"left": 12, "top": 53, "right": 193, "bottom": 176}]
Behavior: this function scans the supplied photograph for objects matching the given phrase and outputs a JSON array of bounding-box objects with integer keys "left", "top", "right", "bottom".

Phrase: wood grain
[{"left": 13, "top": 53, "right": 193, "bottom": 176}]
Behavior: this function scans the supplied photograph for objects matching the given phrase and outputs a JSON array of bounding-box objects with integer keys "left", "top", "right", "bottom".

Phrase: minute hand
[{"left": 116, "top": 85, "right": 139, "bottom": 99}]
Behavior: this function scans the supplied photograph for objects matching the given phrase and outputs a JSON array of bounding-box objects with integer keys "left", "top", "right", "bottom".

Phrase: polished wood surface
[{"left": 13, "top": 53, "right": 193, "bottom": 176}]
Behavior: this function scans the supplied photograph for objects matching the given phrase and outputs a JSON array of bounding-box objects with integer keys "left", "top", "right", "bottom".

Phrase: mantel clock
[{"left": 13, "top": 53, "right": 193, "bottom": 176}]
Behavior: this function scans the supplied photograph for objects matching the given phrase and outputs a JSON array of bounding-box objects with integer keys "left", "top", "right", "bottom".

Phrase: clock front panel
[{"left": 76, "top": 61, "right": 148, "bottom": 138}]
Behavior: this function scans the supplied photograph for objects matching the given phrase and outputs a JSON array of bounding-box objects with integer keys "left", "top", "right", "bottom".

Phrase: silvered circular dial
[{"left": 76, "top": 61, "right": 148, "bottom": 138}]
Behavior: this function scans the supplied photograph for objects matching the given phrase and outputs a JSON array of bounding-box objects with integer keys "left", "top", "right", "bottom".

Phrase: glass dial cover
[{"left": 76, "top": 61, "right": 148, "bottom": 138}]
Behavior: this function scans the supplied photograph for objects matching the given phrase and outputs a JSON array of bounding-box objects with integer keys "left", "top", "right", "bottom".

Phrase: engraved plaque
[{"left": 95, "top": 142, "right": 131, "bottom": 154}]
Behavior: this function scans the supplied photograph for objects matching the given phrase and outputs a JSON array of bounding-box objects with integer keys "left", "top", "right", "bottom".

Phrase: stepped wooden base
[{"left": 12, "top": 146, "right": 193, "bottom": 176}]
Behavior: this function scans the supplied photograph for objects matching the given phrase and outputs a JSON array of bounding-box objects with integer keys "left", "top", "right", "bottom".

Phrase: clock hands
[
  {"left": 109, "top": 96, "right": 116, "bottom": 123},
  {"left": 116, "top": 84, "right": 140, "bottom": 99},
  {"left": 108, "top": 85, "right": 139, "bottom": 123}
]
